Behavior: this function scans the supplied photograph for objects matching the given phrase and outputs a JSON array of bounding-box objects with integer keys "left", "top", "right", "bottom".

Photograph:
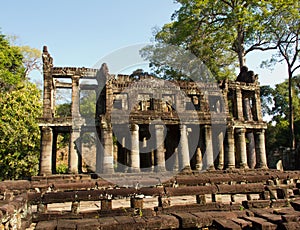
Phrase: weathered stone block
[
  {"left": 213, "top": 218, "right": 241, "bottom": 230},
  {"left": 271, "top": 199, "right": 289, "bottom": 208},
  {"left": 57, "top": 219, "right": 77, "bottom": 230},
  {"left": 290, "top": 200, "right": 300, "bottom": 211},
  {"left": 242, "top": 216, "right": 277, "bottom": 230},
  {"left": 130, "top": 197, "right": 143, "bottom": 209},
  {"left": 171, "top": 212, "right": 198, "bottom": 229},
  {"left": 100, "top": 199, "right": 112, "bottom": 211},
  {"left": 242, "top": 200, "right": 270, "bottom": 209},
  {"left": 35, "top": 220, "right": 57, "bottom": 230},
  {"left": 0, "top": 204, "right": 14, "bottom": 215}
]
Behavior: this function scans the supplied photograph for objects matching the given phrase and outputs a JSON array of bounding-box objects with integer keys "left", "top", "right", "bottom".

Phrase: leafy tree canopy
[
  {"left": 0, "top": 34, "right": 24, "bottom": 88},
  {"left": 0, "top": 32, "right": 42, "bottom": 180},
  {"left": 142, "top": 0, "right": 297, "bottom": 80},
  {"left": 261, "top": 76, "right": 300, "bottom": 152},
  {"left": 0, "top": 82, "right": 42, "bottom": 180}
]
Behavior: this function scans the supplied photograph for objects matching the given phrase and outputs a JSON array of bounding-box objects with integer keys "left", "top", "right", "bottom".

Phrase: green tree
[
  {"left": 0, "top": 34, "right": 24, "bottom": 89},
  {"left": 0, "top": 82, "right": 42, "bottom": 180},
  {"left": 261, "top": 77, "right": 300, "bottom": 152},
  {"left": 142, "top": 0, "right": 289, "bottom": 79},
  {"left": 261, "top": 2, "right": 300, "bottom": 149},
  {"left": 0, "top": 32, "right": 42, "bottom": 180}
]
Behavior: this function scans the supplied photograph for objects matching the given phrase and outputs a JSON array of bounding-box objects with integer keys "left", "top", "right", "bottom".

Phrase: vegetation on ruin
[
  {"left": 0, "top": 32, "right": 42, "bottom": 180},
  {"left": 143, "top": 0, "right": 300, "bottom": 153}
]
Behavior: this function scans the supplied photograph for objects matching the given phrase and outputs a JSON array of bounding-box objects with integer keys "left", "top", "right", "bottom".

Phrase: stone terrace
[{"left": 1, "top": 170, "right": 300, "bottom": 229}]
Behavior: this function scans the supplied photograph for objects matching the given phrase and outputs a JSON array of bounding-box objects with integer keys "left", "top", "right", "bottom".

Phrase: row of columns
[
  {"left": 39, "top": 124, "right": 268, "bottom": 175},
  {"left": 225, "top": 128, "right": 268, "bottom": 169}
]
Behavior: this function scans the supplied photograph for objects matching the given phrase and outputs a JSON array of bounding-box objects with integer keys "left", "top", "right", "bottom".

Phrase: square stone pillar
[
  {"left": 39, "top": 126, "right": 53, "bottom": 175},
  {"left": 42, "top": 46, "right": 54, "bottom": 118},
  {"left": 178, "top": 124, "right": 191, "bottom": 171},
  {"left": 235, "top": 88, "right": 244, "bottom": 120},
  {"left": 129, "top": 124, "right": 140, "bottom": 173},
  {"left": 101, "top": 123, "right": 114, "bottom": 174},
  {"left": 236, "top": 128, "right": 248, "bottom": 169},
  {"left": 154, "top": 124, "right": 166, "bottom": 172},
  {"left": 255, "top": 129, "right": 268, "bottom": 169},
  {"left": 173, "top": 148, "right": 179, "bottom": 171},
  {"left": 204, "top": 125, "right": 214, "bottom": 170},
  {"left": 254, "top": 89, "right": 263, "bottom": 121},
  {"left": 71, "top": 75, "right": 80, "bottom": 117},
  {"left": 225, "top": 127, "right": 235, "bottom": 169},
  {"left": 69, "top": 127, "right": 81, "bottom": 174}
]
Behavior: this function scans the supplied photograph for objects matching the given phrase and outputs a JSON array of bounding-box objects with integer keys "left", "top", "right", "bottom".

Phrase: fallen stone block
[
  {"left": 98, "top": 217, "right": 118, "bottom": 229},
  {"left": 231, "top": 217, "right": 252, "bottom": 228},
  {"left": 242, "top": 200, "right": 271, "bottom": 209},
  {"left": 282, "top": 214, "right": 300, "bottom": 222},
  {"left": 159, "top": 214, "right": 180, "bottom": 229},
  {"left": 57, "top": 219, "right": 77, "bottom": 230},
  {"left": 278, "top": 222, "right": 300, "bottom": 230},
  {"left": 171, "top": 212, "right": 199, "bottom": 229},
  {"left": 252, "top": 209, "right": 282, "bottom": 224},
  {"left": 242, "top": 216, "right": 277, "bottom": 230},
  {"left": 290, "top": 200, "right": 300, "bottom": 211},
  {"left": 0, "top": 204, "right": 15, "bottom": 215},
  {"left": 271, "top": 199, "right": 289, "bottom": 208},
  {"left": 35, "top": 220, "right": 57, "bottom": 230},
  {"left": 213, "top": 218, "right": 241, "bottom": 230},
  {"left": 75, "top": 218, "right": 101, "bottom": 230}
]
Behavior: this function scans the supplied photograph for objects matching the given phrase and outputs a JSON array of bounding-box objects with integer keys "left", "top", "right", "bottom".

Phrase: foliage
[
  {"left": 142, "top": 0, "right": 286, "bottom": 80},
  {"left": 55, "top": 103, "right": 71, "bottom": 117},
  {"left": 0, "top": 82, "right": 42, "bottom": 180},
  {"left": 56, "top": 163, "right": 68, "bottom": 174},
  {"left": 0, "top": 32, "right": 42, "bottom": 180},
  {"left": 19, "top": 45, "right": 42, "bottom": 78},
  {"left": 80, "top": 90, "right": 96, "bottom": 118},
  {"left": 0, "top": 34, "right": 24, "bottom": 88},
  {"left": 262, "top": 76, "right": 300, "bottom": 152},
  {"left": 6, "top": 35, "right": 42, "bottom": 78},
  {"left": 260, "top": 1, "right": 300, "bottom": 148}
]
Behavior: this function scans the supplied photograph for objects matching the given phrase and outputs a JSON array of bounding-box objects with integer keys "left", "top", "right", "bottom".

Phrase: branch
[{"left": 245, "top": 43, "right": 277, "bottom": 54}]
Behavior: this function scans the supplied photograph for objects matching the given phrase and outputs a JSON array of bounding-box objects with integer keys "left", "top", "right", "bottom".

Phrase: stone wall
[
  {"left": 0, "top": 181, "right": 32, "bottom": 229},
  {"left": 1, "top": 171, "right": 300, "bottom": 229}
]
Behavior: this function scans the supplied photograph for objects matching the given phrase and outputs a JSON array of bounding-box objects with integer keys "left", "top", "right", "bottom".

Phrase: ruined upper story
[{"left": 40, "top": 46, "right": 266, "bottom": 129}]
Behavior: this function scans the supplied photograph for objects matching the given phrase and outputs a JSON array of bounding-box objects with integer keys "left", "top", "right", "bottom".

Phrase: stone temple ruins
[
  {"left": 4, "top": 47, "right": 300, "bottom": 230},
  {"left": 39, "top": 46, "right": 268, "bottom": 175}
]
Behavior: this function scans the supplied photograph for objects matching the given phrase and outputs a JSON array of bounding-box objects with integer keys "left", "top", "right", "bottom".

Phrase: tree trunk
[{"left": 288, "top": 70, "right": 295, "bottom": 150}]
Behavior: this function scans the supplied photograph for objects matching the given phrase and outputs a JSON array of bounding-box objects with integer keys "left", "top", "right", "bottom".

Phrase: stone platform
[{"left": 1, "top": 170, "right": 300, "bottom": 229}]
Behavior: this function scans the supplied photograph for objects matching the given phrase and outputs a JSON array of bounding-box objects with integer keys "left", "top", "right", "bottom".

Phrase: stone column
[
  {"left": 225, "top": 127, "right": 235, "bottom": 169},
  {"left": 255, "top": 129, "right": 268, "bottom": 169},
  {"left": 204, "top": 125, "right": 214, "bottom": 170},
  {"left": 42, "top": 46, "right": 53, "bottom": 118},
  {"left": 69, "top": 75, "right": 81, "bottom": 174},
  {"left": 129, "top": 124, "right": 140, "bottom": 173},
  {"left": 155, "top": 125, "right": 166, "bottom": 172},
  {"left": 40, "top": 126, "right": 53, "bottom": 175},
  {"left": 236, "top": 128, "right": 248, "bottom": 169},
  {"left": 195, "top": 146, "right": 203, "bottom": 170},
  {"left": 101, "top": 123, "right": 114, "bottom": 174},
  {"left": 252, "top": 89, "right": 262, "bottom": 121},
  {"left": 236, "top": 88, "right": 244, "bottom": 120},
  {"left": 95, "top": 129, "right": 103, "bottom": 174},
  {"left": 71, "top": 75, "right": 80, "bottom": 117},
  {"left": 69, "top": 127, "right": 81, "bottom": 173},
  {"left": 217, "top": 131, "right": 224, "bottom": 170},
  {"left": 178, "top": 124, "right": 190, "bottom": 171},
  {"left": 173, "top": 148, "right": 179, "bottom": 171}
]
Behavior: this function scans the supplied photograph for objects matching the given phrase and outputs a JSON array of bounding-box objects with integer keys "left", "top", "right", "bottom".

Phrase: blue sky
[{"left": 0, "top": 0, "right": 290, "bottom": 86}]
